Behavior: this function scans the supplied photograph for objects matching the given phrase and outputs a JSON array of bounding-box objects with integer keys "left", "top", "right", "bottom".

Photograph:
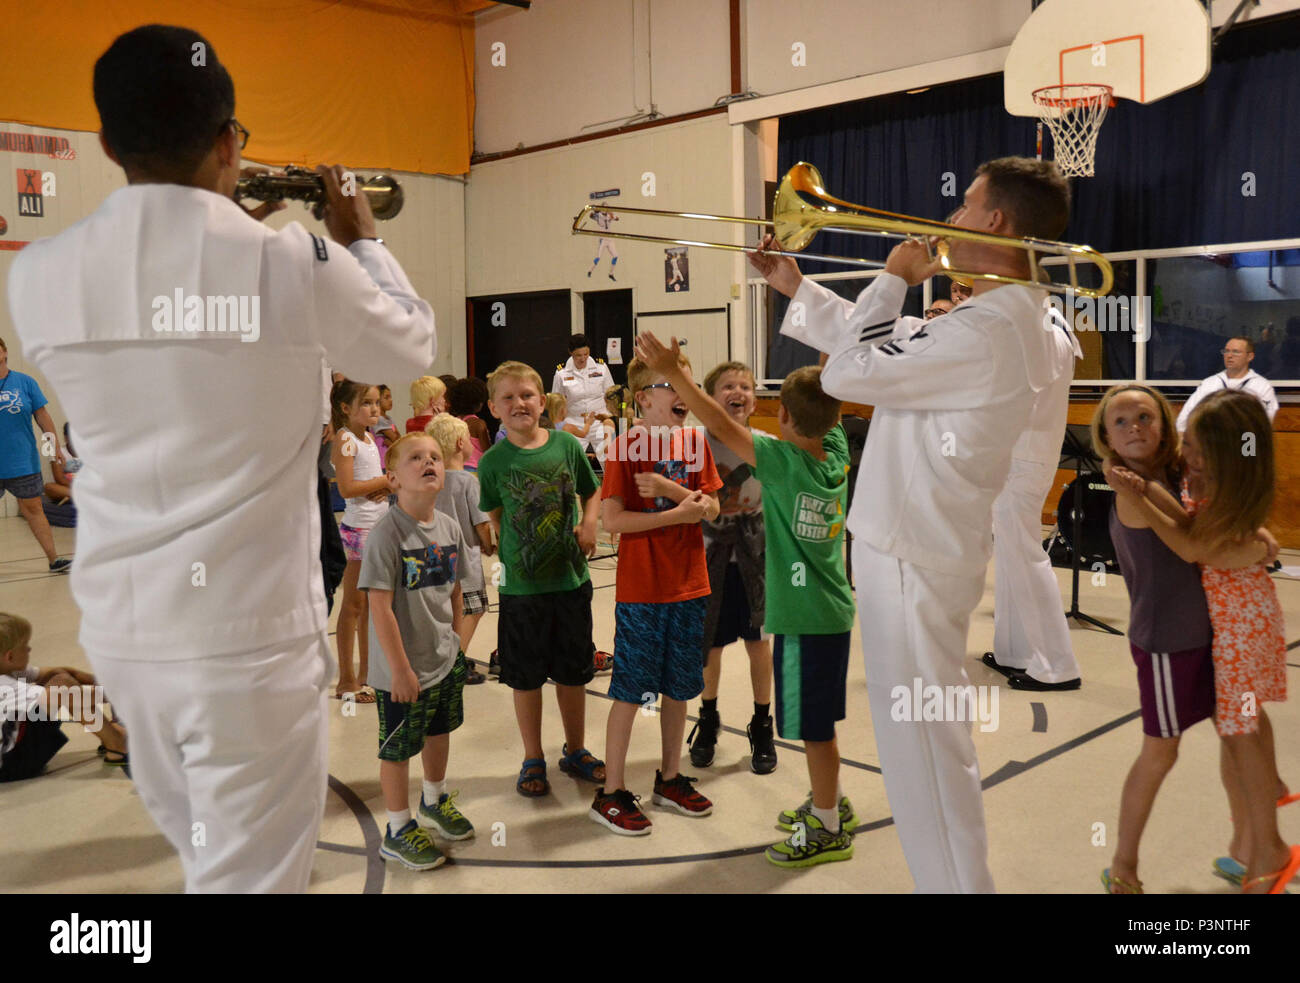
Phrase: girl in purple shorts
[{"left": 1092, "top": 385, "right": 1216, "bottom": 895}]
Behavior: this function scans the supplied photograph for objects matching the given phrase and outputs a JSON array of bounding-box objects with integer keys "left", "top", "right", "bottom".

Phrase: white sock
[
  {"left": 387, "top": 809, "right": 411, "bottom": 834},
  {"left": 810, "top": 804, "right": 840, "bottom": 834},
  {"left": 423, "top": 779, "right": 446, "bottom": 804}
]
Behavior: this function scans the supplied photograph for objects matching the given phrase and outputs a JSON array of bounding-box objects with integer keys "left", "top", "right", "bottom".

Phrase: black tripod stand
[{"left": 1058, "top": 425, "right": 1122, "bottom": 635}]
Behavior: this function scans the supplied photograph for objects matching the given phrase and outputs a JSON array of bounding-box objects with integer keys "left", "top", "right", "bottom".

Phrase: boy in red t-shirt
[{"left": 591, "top": 353, "right": 723, "bottom": 835}]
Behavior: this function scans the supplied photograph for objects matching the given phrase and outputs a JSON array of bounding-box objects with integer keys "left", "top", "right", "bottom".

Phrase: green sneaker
[
  {"left": 765, "top": 812, "right": 854, "bottom": 869},
  {"left": 777, "top": 793, "right": 859, "bottom": 833},
  {"left": 418, "top": 791, "right": 475, "bottom": 841},
  {"left": 380, "top": 819, "right": 445, "bottom": 871}
]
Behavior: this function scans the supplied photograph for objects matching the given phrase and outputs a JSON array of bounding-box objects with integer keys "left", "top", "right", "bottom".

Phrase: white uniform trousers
[
  {"left": 854, "top": 539, "right": 995, "bottom": 894},
  {"left": 991, "top": 460, "right": 1081, "bottom": 683},
  {"left": 91, "top": 632, "right": 332, "bottom": 893}
]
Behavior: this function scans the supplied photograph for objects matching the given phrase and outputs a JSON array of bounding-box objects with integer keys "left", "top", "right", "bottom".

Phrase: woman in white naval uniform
[
  {"left": 7, "top": 26, "right": 435, "bottom": 893},
  {"left": 552, "top": 333, "right": 614, "bottom": 462},
  {"left": 754, "top": 158, "right": 1075, "bottom": 893}
]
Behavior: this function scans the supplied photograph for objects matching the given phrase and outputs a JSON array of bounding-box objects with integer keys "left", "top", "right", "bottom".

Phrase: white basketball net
[{"left": 1032, "top": 84, "right": 1113, "bottom": 178}]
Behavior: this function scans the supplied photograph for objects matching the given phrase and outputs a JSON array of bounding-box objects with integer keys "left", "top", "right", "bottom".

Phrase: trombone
[{"left": 571, "top": 162, "right": 1113, "bottom": 298}]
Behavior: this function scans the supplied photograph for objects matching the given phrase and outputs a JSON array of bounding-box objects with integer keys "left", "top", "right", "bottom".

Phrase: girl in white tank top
[{"left": 330, "top": 381, "right": 390, "bottom": 702}]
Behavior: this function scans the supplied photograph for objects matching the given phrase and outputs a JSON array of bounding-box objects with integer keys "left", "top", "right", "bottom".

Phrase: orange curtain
[{"left": 0, "top": 0, "right": 478, "bottom": 175}]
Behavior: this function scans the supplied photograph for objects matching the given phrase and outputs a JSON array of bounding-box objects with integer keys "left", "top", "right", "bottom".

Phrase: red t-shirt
[
  {"left": 405, "top": 414, "right": 434, "bottom": 434},
  {"left": 601, "top": 426, "right": 722, "bottom": 603}
]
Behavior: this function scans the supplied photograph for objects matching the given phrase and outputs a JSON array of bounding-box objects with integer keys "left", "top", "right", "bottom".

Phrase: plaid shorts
[
  {"left": 463, "top": 588, "right": 489, "bottom": 616},
  {"left": 375, "top": 653, "right": 467, "bottom": 761}
]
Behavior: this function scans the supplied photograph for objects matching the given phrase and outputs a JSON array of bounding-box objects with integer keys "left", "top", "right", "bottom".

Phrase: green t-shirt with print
[
  {"left": 751, "top": 424, "right": 855, "bottom": 636},
  {"left": 477, "top": 429, "right": 598, "bottom": 596}
]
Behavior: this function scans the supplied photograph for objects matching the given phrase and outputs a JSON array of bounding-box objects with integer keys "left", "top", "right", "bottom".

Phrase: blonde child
[
  {"left": 1, "top": 613, "right": 128, "bottom": 780},
  {"left": 427, "top": 413, "right": 496, "bottom": 684},
  {"left": 331, "top": 379, "right": 390, "bottom": 703},
  {"left": 361, "top": 432, "right": 473, "bottom": 870},
  {"left": 686, "top": 361, "right": 776, "bottom": 774},
  {"left": 1109, "top": 389, "right": 1296, "bottom": 893},
  {"left": 406, "top": 375, "right": 446, "bottom": 434},
  {"left": 1092, "top": 385, "right": 1217, "bottom": 893},
  {"left": 544, "top": 392, "right": 597, "bottom": 442}
]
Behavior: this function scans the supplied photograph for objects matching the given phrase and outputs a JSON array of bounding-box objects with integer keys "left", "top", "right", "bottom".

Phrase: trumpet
[
  {"left": 236, "top": 166, "right": 404, "bottom": 220},
  {"left": 572, "top": 162, "right": 1112, "bottom": 298}
]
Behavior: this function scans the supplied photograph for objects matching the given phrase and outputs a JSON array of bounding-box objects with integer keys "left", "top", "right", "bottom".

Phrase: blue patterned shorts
[{"left": 609, "top": 597, "right": 707, "bottom": 704}]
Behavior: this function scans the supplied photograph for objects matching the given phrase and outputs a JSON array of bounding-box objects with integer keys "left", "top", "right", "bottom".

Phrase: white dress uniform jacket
[
  {"left": 552, "top": 356, "right": 613, "bottom": 456},
  {"left": 8, "top": 185, "right": 435, "bottom": 659},
  {"left": 1176, "top": 369, "right": 1278, "bottom": 431}
]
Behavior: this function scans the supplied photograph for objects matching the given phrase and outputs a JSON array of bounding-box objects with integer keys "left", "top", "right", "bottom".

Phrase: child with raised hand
[
  {"left": 591, "top": 344, "right": 723, "bottom": 836},
  {"left": 1092, "top": 385, "right": 1217, "bottom": 894},
  {"left": 427, "top": 413, "right": 495, "bottom": 684},
  {"left": 331, "top": 379, "right": 391, "bottom": 704},
  {"left": 406, "top": 376, "right": 446, "bottom": 434},
  {"left": 360, "top": 432, "right": 472, "bottom": 871},
  {"left": 1, "top": 613, "right": 128, "bottom": 780},
  {"left": 1108, "top": 388, "right": 1295, "bottom": 894},
  {"left": 636, "top": 332, "right": 857, "bottom": 867},
  {"left": 686, "top": 361, "right": 776, "bottom": 775},
  {"left": 476, "top": 361, "right": 606, "bottom": 797}
]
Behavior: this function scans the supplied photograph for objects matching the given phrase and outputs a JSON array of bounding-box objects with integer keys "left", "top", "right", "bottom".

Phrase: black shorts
[
  {"left": 0, "top": 720, "right": 68, "bottom": 783},
  {"left": 497, "top": 581, "right": 596, "bottom": 690},
  {"left": 711, "top": 563, "right": 764, "bottom": 648},
  {"left": 773, "top": 632, "right": 851, "bottom": 743}
]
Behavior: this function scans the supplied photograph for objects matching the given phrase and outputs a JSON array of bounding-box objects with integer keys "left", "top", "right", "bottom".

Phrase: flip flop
[
  {"left": 1213, "top": 856, "right": 1246, "bottom": 887},
  {"left": 1242, "top": 845, "right": 1300, "bottom": 895},
  {"left": 1278, "top": 792, "right": 1300, "bottom": 808},
  {"left": 336, "top": 688, "right": 376, "bottom": 704},
  {"left": 1100, "top": 867, "right": 1143, "bottom": 894}
]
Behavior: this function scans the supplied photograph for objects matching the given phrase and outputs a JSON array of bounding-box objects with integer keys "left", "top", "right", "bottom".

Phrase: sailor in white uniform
[
  {"left": 7, "top": 26, "right": 434, "bottom": 893},
  {"left": 1176, "top": 336, "right": 1278, "bottom": 431},
  {"left": 753, "top": 158, "right": 1075, "bottom": 892},
  {"left": 552, "top": 333, "right": 614, "bottom": 462}
]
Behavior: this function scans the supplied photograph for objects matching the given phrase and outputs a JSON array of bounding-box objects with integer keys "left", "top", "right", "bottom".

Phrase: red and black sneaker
[
  {"left": 652, "top": 770, "right": 713, "bottom": 817},
  {"left": 590, "top": 787, "right": 652, "bottom": 836}
]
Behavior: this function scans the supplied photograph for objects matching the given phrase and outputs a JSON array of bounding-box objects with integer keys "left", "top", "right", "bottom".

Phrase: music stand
[{"left": 1058, "top": 424, "right": 1122, "bottom": 635}]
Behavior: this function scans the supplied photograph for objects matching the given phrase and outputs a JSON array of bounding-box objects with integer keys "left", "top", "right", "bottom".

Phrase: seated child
[
  {"left": 636, "top": 333, "right": 858, "bottom": 867},
  {"left": 44, "top": 422, "right": 82, "bottom": 504},
  {"left": 1, "top": 613, "right": 128, "bottom": 782},
  {"left": 360, "top": 432, "right": 475, "bottom": 871}
]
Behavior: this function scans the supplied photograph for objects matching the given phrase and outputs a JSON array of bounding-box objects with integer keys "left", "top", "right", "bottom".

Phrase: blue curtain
[{"left": 777, "top": 14, "right": 1300, "bottom": 258}]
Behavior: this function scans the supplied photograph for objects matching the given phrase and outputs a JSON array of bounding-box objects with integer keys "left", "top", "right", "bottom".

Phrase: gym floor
[{"left": 2, "top": 517, "right": 1297, "bottom": 894}]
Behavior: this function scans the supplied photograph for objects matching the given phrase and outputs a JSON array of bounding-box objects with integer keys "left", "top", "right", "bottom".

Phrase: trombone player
[{"left": 750, "top": 158, "right": 1078, "bottom": 893}]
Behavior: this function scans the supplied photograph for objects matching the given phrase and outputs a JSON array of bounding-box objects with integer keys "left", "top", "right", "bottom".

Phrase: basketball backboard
[{"left": 1005, "top": 0, "right": 1212, "bottom": 116}]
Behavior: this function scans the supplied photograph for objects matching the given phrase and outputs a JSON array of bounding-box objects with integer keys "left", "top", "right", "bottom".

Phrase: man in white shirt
[
  {"left": 7, "top": 25, "right": 435, "bottom": 892},
  {"left": 1176, "top": 336, "right": 1279, "bottom": 431},
  {"left": 752, "top": 157, "right": 1074, "bottom": 892},
  {"left": 552, "top": 333, "right": 614, "bottom": 461}
]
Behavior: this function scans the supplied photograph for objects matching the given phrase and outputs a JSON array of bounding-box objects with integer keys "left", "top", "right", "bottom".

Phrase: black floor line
[
  {"left": 980, "top": 709, "right": 1142, "bottom": 790},
  {"left": 1030, "top": 702, "right": 1048, "bottom": 733},
  {"left": 1287, "top": 637, "right": 1300, "bottom": 651},
  {"left": 326, "top": 774, "right": 386, "bottom": 894},
  {"left": 316, "top": 841, "right": 369, "bottom": 857}
]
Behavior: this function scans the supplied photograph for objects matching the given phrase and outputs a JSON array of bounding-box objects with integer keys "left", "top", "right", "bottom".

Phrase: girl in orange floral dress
[{"left": 1110, "top": 389, "right": 1296, "bottom": 894}]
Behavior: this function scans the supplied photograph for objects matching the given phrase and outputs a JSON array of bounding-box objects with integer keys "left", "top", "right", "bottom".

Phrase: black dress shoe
[
  {"left": 1007, "top": 672, "right": 1082, "bottom": 691},
  {"left": 980, "top": 652, "right": 1024, "bottom": 679}
]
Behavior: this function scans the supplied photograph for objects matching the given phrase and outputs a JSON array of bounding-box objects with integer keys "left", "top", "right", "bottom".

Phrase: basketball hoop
[{"left": 1032, "top": 84, "right": 1114, "bottom": 178}]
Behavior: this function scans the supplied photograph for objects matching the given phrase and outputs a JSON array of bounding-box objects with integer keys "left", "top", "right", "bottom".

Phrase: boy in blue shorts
[
  {"left": 636, "top": 332, "right": 858, "bottom": 867},
  {"left": 361, "top": 431, "right": 474, "bottom": 871},
  {"left": 591, "top": 349, "right": 723, "bottom": 835}
]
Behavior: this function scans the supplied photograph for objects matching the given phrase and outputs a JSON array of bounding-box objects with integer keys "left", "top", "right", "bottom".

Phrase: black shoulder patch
[{"left": 310, "top": 234, "right": 328, "bottom": 262}]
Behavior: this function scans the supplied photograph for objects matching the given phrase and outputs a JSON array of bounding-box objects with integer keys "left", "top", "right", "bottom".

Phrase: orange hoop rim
[{"left": 1032, "top": 83, "right": 1116, "bottom": 110}]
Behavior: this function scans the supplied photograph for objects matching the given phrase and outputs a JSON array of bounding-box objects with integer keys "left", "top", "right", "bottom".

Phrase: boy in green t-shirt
[
  {"left": 635, "top": 332, "right": 858, "bottom": 868},
  {"left": 477, "top": 361, "right": 606, "bottom": 797}
]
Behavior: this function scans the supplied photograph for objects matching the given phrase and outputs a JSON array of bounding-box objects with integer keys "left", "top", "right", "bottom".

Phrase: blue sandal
[
  {"left": 558, "top": 744, "right": 606, "bottom": 783},
  {"left": 516, "top": 758, "right": 549, "bottom": 797}
]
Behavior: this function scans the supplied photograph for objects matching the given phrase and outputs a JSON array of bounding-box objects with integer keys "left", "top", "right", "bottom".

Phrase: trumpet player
[
  {"left": 751, "top": 158, "right": 1077, "bottom": 893},
  {"left": 7, "top": 24, "right": 435, "bottom": 893}
]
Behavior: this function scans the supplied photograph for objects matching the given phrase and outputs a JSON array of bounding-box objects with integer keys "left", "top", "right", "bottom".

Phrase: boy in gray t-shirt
[{"left": 360, "top": 431, "right": 473, "bottom": 872}]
